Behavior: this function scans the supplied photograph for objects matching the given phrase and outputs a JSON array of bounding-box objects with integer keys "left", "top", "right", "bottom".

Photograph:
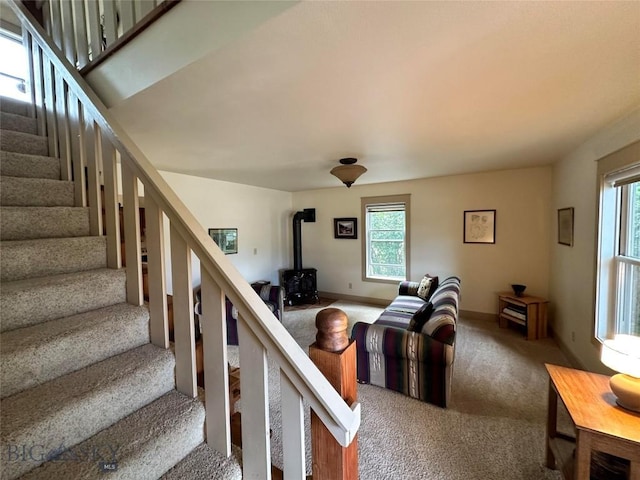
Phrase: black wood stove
[{"left": 281, "top": 208, "right": 319, "bottom": 306}]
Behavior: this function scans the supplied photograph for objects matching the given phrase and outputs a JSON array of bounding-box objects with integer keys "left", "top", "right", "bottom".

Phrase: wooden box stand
[
  {"left": 498, "top": 292, "right": 548, "bottom": 340},
  {"left": 309, "top": 340, "right": 358, "bottom": 480}
]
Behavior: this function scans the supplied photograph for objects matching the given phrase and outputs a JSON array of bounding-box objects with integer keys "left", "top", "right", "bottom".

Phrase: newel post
[{"left": 309, "top": 308, "right": 358, "bottom": 480}]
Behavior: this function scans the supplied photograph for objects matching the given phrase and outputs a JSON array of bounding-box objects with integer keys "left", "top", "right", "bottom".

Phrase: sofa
[{"left": 350, "top": 275, "right": 460, "bottom": 408}]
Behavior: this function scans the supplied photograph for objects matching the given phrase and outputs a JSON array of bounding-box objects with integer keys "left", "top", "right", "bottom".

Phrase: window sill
[{"left": 363, "top": 276, "right": 405, "bottom": 285}]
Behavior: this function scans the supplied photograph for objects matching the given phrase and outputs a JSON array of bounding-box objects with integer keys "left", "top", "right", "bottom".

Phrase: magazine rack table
[
  {"left": 545, "top": 363, "right": 640, "bottom": 480},
  {"left": 497, "top": 292, "right": 548, "bottom": 340}
]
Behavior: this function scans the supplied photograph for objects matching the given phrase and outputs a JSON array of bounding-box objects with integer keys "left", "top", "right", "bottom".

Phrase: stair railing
[
  {"left": 38, "top": 0, "right": 181, "bottom": 74},
  {"left": 9, "top": 2, "right": 360, "bottom": 479}
]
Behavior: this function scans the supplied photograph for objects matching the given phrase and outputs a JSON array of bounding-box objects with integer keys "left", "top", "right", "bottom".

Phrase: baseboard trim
[
  {"left": 318, "top": 291, "right": 389, "bottom": 307},
  {"left": 547, "top": 325, "right": 584, "bottom": 369},
  {"left": 459, "top": 309, "right": 497, "bottom": 322}
]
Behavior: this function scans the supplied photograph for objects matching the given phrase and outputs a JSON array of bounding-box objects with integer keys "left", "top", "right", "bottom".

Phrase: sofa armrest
[
  {"left": 351, "top": 321, "right": 455, "bottom": 408},
  {"left": 397, "top": 281, "right": 421, "bottom": 297},
  {"left": 351, "top": 322, "right": 454, "bottom": 365},
  {"left": 251, "top": 283, "right": 285, "bottom": 320}
]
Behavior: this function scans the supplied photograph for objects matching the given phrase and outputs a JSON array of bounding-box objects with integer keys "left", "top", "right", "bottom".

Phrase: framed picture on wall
[
  {"left": 463, "top": 210, "right": 496, "bottom": 244},
  {"left": 334, "top": 218, "right": 357, "bottom": 239},
  {"left": 209, "top": 228, "right": 238, "bottom": 254},
  {"left": 557, "top": 207, "right": 574, "bottom": 246}
]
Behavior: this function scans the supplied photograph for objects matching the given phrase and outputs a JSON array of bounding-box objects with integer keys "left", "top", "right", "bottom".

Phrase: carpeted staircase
[{"left": 0, "top": 97, "right": 241, "bottom": 479}]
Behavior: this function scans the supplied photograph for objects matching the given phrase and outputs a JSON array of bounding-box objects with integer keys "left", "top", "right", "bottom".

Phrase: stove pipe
[{"left": 292, "top": 208, "right": 315, "bottom": 270}]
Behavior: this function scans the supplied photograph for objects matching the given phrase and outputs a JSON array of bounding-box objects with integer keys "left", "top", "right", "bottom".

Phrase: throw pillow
[
  {"left": 416, "top": 277, "right": 432, "bottom": 300},
  {"left": 417, "top": 274, "right": 439, "bottom": 300},
  {"left": 407, "top": 302, "right": 434, "bottom": 332}
]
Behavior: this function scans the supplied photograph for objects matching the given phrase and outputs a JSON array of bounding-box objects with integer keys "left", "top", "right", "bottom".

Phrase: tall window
[
  {"left": 0, "top": 30, "right": 29, "bottom": 102},
  {"left": 361, "top": 195, "right": 410, "bottom": 282},
  {"left": 595, "top": 157, "right": 640, "bottom": 341}
]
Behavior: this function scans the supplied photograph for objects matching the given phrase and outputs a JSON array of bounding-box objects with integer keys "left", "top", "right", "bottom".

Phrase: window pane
[
  {"left": 370, "top": 230, "right": 404, "bottom": 240},
  {"left": 371, "top": 264, "right": 405, "bottom": 278},
  {"left": 617, "top": 260, "right": 640, "bottom": 336},
  {"left": 630, "top": 182, "right": 640, "bottom": 259},
  {"left": 370, "top": 241, "right": 405, "bottom": 264},
  {"left": 369, "top": 211, "right": 405, "bottom": 229}
]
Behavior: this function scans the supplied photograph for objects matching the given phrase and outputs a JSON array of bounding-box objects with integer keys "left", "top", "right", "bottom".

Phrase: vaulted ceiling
[{"left": 107, "top": 0, "right": 640, "bottom": 192}]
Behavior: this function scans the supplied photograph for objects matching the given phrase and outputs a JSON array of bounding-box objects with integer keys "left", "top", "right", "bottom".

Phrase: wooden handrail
[{"left": 8, "top": 0, "right": 360, "bottom": 451}]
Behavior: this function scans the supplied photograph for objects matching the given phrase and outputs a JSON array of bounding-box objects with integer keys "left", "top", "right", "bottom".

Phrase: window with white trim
[
  {"left": 361, "top": 195, "right": 410, "bottom": 282},
  {"left": 595, "top": 161, "right": 640, "bottom": 341},
  {"left": 0, "top": 30, "right": 29, "bottom": 102}
]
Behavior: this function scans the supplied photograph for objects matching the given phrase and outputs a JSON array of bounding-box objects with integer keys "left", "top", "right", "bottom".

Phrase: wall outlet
[
  {"left": 253, "top": 248, "right": 257, "bottom": 255},
  {"left": 348, "top": 282, "right": 352, "bottom": 289},
  {"left": 571, "top": 331, "right": 575, "bottom": 342}
]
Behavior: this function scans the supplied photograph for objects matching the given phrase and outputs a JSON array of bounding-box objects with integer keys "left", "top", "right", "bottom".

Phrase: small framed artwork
[
  {"left": 463, "top": 210, "right": 496, "bottom": 244},
  {"left": 208, "top": 228, "right": 238, "bottom": 254},
  {"left": 557, "top": 207, "right": 574, "bottom": 246},
  {"left": 334, "top": 218, "right": 357, "bottom": 239}
]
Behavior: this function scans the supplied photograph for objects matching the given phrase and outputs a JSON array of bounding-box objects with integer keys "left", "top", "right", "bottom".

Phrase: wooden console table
[{"left": 545, "top": 363, "right": 640, "bottom": 480}]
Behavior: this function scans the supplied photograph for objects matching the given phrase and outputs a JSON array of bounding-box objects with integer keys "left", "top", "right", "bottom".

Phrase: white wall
[
  {"left": 160, "top": 171, "right": 292, "bottom": 291},
  {"left": 293, "top": 166, "right": 552, "bottom": 314},
  {"left": 86, "top": 0, "right": 297, "bottom": 107},
  {"left": 549, "top": 107, "right": 640, "bottom": 373}
]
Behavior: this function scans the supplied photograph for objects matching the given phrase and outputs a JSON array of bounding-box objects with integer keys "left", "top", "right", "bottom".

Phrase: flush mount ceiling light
[{"left": 330, "top": 157, "right": 367, "bottom": 188}]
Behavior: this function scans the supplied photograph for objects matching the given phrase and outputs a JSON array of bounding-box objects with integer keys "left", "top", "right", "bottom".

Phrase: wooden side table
[
  {"left": 498, "top": 292, "right": 548, "bottom": 340},
  {"left": 545, "top": 363, "right": 640, "bottom": 480}
]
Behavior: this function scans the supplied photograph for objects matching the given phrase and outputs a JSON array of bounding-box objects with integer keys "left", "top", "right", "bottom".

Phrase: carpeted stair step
[
  {"left": 18, "top": 390, "right": 207, "bottom": 480},
  {"left": 0, "top": 268, "right": 126, "bottom": 332},
  {"left": 0, "top": 97, "right": 31, "bottom": 117},
  {"left": 161, "top": 442, "right": 243, "bottom": 480},
  {"left": 0, "top": 151, "right": 61, "bottom": 179},
  {"left": 0, "top": 344, "right": 175, "bottom": 480},
  {"left": 0, "top": 151, "right": 60, "bottom": 180},
  {"left": 1, "top": 303, "right": 150, "bottom": 399},
  {"left": 0, "top": 206, "right": 90, "bottom": 240},
  {"left": 0, "top": 176, "right": 73, "bottom": 206},
  {"left": 0, "top": 129, "right": 48, "bottom": 156},
  {"left": 1, "top": 111, "right": 37, "bottom": 135},
  {"left": 0, "top": 236, "right": 107, "bottom": 282}
]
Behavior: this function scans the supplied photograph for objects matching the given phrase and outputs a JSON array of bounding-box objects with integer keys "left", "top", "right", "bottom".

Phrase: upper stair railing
[
  {"left": 37, "top": 0, "right": 181, "bottom": 74},
  {"left": 9, "top": 1, "right": 360, "bottom": 478}
]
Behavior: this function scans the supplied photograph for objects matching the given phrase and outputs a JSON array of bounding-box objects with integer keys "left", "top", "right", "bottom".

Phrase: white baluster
[
  {"left": 30, "top": 43, "right": 46, "bottom": 136},
  {"left": 42, "top": 57, "right": 58, "bottom": 158},
  {"left": 238, "top": 318, "right": 272, "bottom": 479},
  {"left": 85, "top": 0, "right": 102, "bottom": 60},
  {"left": 121, "top": 158, "right": 143, "bottom": 306},
  {"left": 49, "top": 0, "right": 63, "bottom": 50},
  {"left": 67, "top": 91, "right": 86, "bottom": 207},
  {"left": 72, "top": 0, "right": 89, "bottom": 68},
  {"left": 101, "top": 0, "right": 117, "bottom": 48},
  {"left": 83, "top": 115, "right": 103, "bottom": 236},
  {"left": 54, "top": 70, "right": 71, "bottom": 181},
  {"left": 119, "top": 0, "right": 135, "bottom": 34},
  {"left": 281, "top": 372, "right": 306, "bottom": 480},
  {"left": 200, "top": 269, "right": 231, "bottom": 455},
  {"left": 136, "top": 0, "right": 154, "bottom": 20},
  {"left": 22, "top": 31, "right": 35, "bottom": 118},
  {"left": 99, "top": 129, "right": 121, "bottom": 268},
  {"left": 60, "top": 0, "right": 75, "bottom": 64},
  {"left": 171, "top": 225, "right": 197, "bottom": 397},
  {"left": 146, "top": 194, "right": 169, "bottom": 348}
]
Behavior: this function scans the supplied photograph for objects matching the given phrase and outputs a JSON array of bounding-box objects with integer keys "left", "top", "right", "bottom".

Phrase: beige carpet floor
[{"left": 229, "top": 300, "right": 571, "bottom": 480}]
